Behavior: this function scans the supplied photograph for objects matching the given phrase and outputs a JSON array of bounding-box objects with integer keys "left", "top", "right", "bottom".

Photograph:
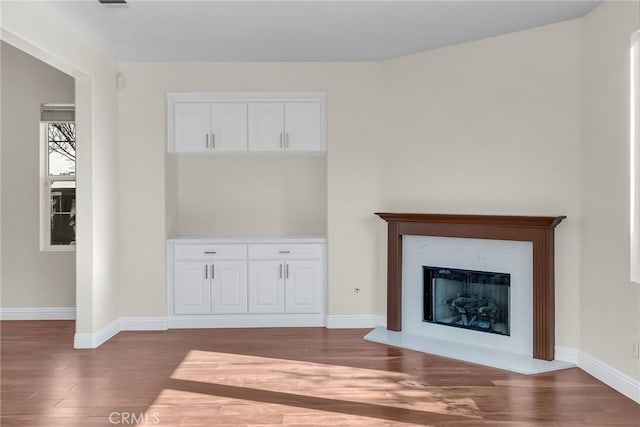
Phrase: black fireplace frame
[{"left": 423, "top": 266, "right": 511, "bottom": 336}]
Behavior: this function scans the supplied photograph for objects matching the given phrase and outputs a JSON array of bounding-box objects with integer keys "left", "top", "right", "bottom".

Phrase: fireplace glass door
[{"left": 423, "top": 266, "right": 510, "bottom": 336}]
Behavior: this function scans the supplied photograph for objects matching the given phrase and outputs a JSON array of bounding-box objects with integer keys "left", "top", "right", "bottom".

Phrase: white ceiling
[{"left": 44, "top": 1, "right": 601, "bottom": 61}]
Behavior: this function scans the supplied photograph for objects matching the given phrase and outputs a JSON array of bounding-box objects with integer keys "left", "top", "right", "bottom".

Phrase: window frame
[{"left": 39, "top": 121, "right": 76, "bottom": 252}]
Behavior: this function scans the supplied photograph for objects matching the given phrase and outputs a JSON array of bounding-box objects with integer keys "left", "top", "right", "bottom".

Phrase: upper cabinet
[
  {"left": 173, "top": 102, "right": 247, "bottom": 153},
  {"left": 247, "top": 103, "right": 284, "bottom": 152},
  {"left": 248, "top": 102, "right": 323, "bottom": 153},
  {"left": 168, "top": 92, "right": 326, "bottom": 155},
  {"left": 173, "top": 103, "right": 211, "bottom": 153},
  {"left": 211, "top": 103, "right": 249, "bottom": 152}
]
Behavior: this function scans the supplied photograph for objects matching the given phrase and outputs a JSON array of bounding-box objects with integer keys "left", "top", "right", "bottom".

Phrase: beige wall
[
  {"left": 2, "top": 1, "right": 121, "bottom": 333},
  {"left": 0, "top": 41, "right": 75, "bottom": 308},
  {"left": 118, "top": 19, "right": 585, "bottom": 335},
  {"left": 116, "top": 62, "right": 382, "bottom": 317},
  {"left": 379, "top": 20, "right": 583, "bottom": 349},
  {"left": 581, "top": 1, "right": 640, "bottom": 380},
  {"left": 175, "top": 156, "right": 326, "bottom": 236}
]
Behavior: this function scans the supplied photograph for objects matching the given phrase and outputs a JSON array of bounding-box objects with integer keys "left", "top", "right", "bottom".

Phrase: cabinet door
[
  {"left": 174, "top": 261, "right": 211, "bottom": 314},
  {"left": 285, "top": 260, "right": 322, "bottom": 313},
  {"left": 284, "top": 102, "right": 322, "bottom": 152},
  {"left": 211, "top": 261, "right": 248, "bottom": 314},
  {"left": 211, "top": 103, "right": 248, "bottom": 152},
  {"left": 174, "top": 103, "right": 211, "bottom": 153},
  {"left": 248, "top": 103, "right": 284, "bottom": 152},
  {"left": 248, "top": 260, "right": 285, "bottom": 313}
]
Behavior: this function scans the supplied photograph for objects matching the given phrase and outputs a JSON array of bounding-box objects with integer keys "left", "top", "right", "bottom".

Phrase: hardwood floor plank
[{"left": 1, "top": 321, "right": 638, "bottom": 427}]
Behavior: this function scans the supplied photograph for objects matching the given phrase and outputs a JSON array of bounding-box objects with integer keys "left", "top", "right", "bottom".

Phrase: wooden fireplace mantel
[{"left": 375, "top": 212, "right": 566, "bottom": 361}]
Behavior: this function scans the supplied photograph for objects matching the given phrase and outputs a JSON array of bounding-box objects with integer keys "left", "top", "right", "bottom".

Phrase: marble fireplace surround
[{"left": 372, "top": 213, "right": 566, "bottom": 363}]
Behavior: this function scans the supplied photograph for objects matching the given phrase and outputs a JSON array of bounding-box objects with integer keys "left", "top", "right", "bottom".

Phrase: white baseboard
[
  {"left": 554, "top": 346, "right": 580, "bottom": 364},
  {"left": 577, "top": 351, "right": 640, "bottom": 404},
  {"left": 167, "top": 314, "right": 326, "bottom": 329},
  {"left": 120, "top": 317, "right": 168, "bottom": 331},
  {"left": 556, "top": 346, "right": 640, "bottom": 403},
  {"left": 326, "top": 314, "right": 386, "bottom": 329},
  {"left": 74, "top": 316, "right": 168, "bottom": 349},
  {"left": 0, "top": 307, "right": 76, "bottom": 320},
  {"left": 74, "top": 318, "right": 120, "bottom": 349}
]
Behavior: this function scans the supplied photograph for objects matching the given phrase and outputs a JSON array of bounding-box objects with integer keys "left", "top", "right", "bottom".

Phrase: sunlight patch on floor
[{"left": 154, "top": 349, "right": 482, "bottom": 421}]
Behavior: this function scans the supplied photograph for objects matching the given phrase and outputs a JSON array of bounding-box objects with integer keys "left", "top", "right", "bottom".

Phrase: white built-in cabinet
[
  {"left": 168, "top": 93, "right": 326, "bottom": 154},
  {"left": 172, "top": 244, "right": 248, "bottom": 315},
  {"left": 248, "top": 102, "right": 323, "bottom": 152},
  {"left": 173, "top": 261, "right": 210, "bottom": 315},
  {"left": 167, "top": 237, "right": 326, "bottom": 328},
  {"left": 247, "top": 243, "right": 323, "bottom": 314},
  {"left": 173, "top": 260, "right": 247, "bottom": 315},
  {"left": 248, "top": 261, "right": 285, "bottom": 313},
  {"left": 173, "top": 102, "right": 248, "bottom": 153}
]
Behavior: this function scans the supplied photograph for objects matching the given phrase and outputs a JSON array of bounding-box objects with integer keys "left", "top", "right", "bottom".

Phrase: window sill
[{"left": 41, "top": 245, "right": 75, "bottom": 253}]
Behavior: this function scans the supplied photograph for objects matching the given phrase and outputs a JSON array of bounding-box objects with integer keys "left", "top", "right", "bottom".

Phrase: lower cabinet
[
  {"left": 285, "top": 260, "right": 322, "bottom": 313},
  {"left": 248, "top": 261, "right": 285, "bottom": 313},
  {"left": 174, "top": 260, "right": 247, "bottom": 315},
  {"left": 169, "top": 239, "right": 325, "bottom": 326},
  {"left": 174, "top": 261, "right": 210, "bottom": 315},
  {"left": 247, "top": 260, "right": 322, "bottom": 314},
  {"left": 211, "top": 261, "right": 248, "bottom": 314}
]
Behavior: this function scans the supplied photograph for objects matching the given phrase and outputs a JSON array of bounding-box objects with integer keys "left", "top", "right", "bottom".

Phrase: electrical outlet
[{"left": 633, "top": 337, "right": 640, "bottom": 359}]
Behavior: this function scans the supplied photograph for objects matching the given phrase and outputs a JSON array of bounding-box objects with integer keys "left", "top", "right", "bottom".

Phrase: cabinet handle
[
  {"left": 285, "top": 133, "right": 289, "bottom": 148},
  {"left": 206, "top": 133, "right": 209, "bottom": 149},
  {"left": 285, "top": 264, "right": 289, "bottom": 279},
  {"left": 212, "top": 264, "right": 215, "bottom": 280},
  {"left": 278, "top": 250, "right": 291, "bottom": 254},
  {"left": 212, "top": 133, "right": 216, "bottom": 149},
  {"left": 279, "top": 133, "right": 283, "bottom": 148},
  {"left": 205, "top": 264, "right": 208, "bottom": 279},
  {"left": 204, "top": 251, "right": 217, "bottom": 254},
  {"left": 279, "top": 264, "right": 283, "bottom": 279}
]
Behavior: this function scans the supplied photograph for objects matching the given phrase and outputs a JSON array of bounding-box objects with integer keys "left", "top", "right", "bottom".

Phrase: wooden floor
[{"left": 1, "top": 321, "right": 638, "bottom": 427}]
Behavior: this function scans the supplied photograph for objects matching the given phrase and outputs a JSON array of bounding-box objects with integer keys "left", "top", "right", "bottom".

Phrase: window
[
  {"left": 631, "top": 31, "right": 639, "bottom": 283},
  {"left": 40, "top": 104, "right": 76, "bottom": 251}
]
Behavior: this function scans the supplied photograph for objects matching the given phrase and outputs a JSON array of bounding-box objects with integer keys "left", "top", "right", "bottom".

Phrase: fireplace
[
  {"left": 373, "top": 213, "right": 566, "bottom": 361},
  {"left": 423, "top": 266, "right": 510, "bottom": 336}
]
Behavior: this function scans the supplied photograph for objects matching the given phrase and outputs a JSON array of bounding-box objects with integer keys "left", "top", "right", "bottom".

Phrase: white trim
[
  {"left": 556, "top": 346, "right": 640, "bottom": 404},
  {"left": 578, "top": 352, "right": 640, "bottom": 404},
  {"left": 554, "top": 345, "right": 580, "bottom": 364},
  {"left": 326, "top": 314, "right": 387, "bottom": 329},
  {"left": 167, "top": 314, "right": 325, "bottom": 329},
  {"left": 73, "top": 318, "right": 120, "bottom": 349},
  {"left": 73, "top": 316, "right": 169, "bottom": 349},
  {"left": 120, "top": 317, "right": 168, "bottom": 331},
  {"left": 0, "top": 307, "right": 76, "bottom": 320},
  {"left": 39, "top": 123, "right": 47, "bottom": 251},
  {"left": 167, "top": 91, "right": 327, "bottom": 102},
  {"left": 168, "top": 236, "right": 327, "bottom": 245}
]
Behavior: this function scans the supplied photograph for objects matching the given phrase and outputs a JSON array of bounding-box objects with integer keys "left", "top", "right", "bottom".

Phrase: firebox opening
[{"left": 423, "top": 266, "right": 511, "bottom": 336}]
